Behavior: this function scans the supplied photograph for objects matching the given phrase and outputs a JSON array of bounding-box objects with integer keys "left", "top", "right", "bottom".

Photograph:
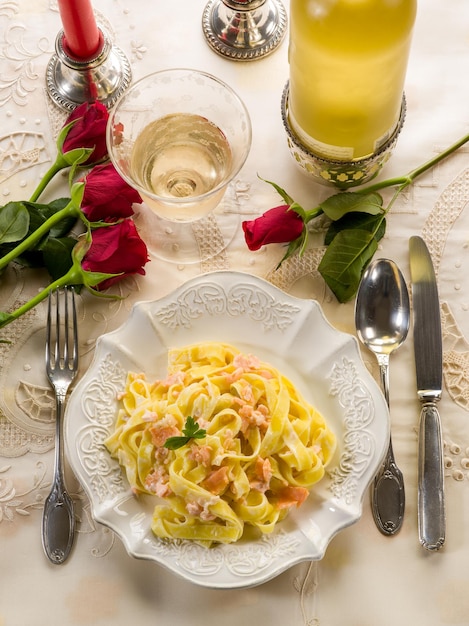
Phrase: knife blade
[{"left": 409, "top": 236, "right": 445, "bottom": 551}]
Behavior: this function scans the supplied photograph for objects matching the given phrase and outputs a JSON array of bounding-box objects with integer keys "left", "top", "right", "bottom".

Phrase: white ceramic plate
[{"left": 65, "top": 271, "right": 389, "bottom": 589}]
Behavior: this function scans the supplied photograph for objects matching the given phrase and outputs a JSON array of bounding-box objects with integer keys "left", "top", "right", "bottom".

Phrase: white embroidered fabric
[{"left": 1, "top": 1, "right": 469, "bottom": 625}]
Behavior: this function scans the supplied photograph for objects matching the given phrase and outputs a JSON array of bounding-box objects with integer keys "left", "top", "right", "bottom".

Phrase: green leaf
[
  {"left": 0, "top": 202, "right": 30, "bottom": 244},
  {"left": 22, "top": 204, "right": 48, "bottom": 235},
  {"left": 11, "top": 250, "right": 44, "bottom": 269},
  {"left": 23, "top": 198, "right": 74, "bottom": 239},
  {"left": 0, "top": 199, "right": 78, "bottom": 269},
  {"left": 47, "top": 197, "right": 72, "bottom": 212},
  {"left": 41, "top": 236, "right": 76, "bottom": 280},
  {"left": 324, "top": 212, "right": 386, "bottom": 246},
  {"left": 24, "top": 197, "right": 70, "bottom": 215},
  {"left": 183, "top": 416, "right": 206, "bottom": 439},
  {"left": 318, "top": 229, "right": 379, "bottom": 303},
  {"left": 163, "top": 436, "right": 192, "bottom": 450},
  {"left": 164, "top": 416, "right": 207, "bottom": 450},
  {"left": 319, "top": 191, "right": 383, "bottom": 221}
]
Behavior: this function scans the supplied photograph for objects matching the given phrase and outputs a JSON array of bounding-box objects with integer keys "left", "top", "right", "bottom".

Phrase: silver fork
[{"left": 42, "top": 286, "right": 78, "bottom": 564}]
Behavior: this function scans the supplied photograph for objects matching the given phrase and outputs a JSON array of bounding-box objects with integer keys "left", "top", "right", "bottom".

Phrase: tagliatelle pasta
[{"left": 105, "top": 342, "right": 336, "bottom": 546}]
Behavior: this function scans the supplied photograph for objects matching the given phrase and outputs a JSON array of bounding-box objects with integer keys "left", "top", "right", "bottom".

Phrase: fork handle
[{"left": 42, "top": 391, "right": 75, "bottom": 564}]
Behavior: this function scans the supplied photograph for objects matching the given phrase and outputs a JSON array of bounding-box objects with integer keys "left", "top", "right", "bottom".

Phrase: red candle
[{"left": 57, "top": 0, "right": 102, "bottom": 59}]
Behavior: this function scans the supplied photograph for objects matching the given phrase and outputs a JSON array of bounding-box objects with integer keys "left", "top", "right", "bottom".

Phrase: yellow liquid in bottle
[{"left": 288, "top": 0, "right": 417, "bottom": 160}]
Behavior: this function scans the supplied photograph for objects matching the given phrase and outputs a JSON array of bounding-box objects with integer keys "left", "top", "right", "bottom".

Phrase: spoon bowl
[{"left": 355, "top": 258, "right": 410, "bottom": 535}]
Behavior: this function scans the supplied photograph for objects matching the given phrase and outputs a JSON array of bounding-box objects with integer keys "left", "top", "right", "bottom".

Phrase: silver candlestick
[
  {"left": 46, "top": 29, "right": 132, "bottom": 112},
  {"left": 202, "top": 0, "right": 287, "bottom": 61}
]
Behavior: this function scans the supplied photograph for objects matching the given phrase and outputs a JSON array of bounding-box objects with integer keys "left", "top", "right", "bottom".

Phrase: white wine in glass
[{"left": 130, "top": 112, "right": 233, "bottom": 221}]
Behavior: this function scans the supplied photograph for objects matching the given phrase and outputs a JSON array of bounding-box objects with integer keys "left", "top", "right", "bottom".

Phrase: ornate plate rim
[{"left": 65, "top": 270, "right": 389, "bottom": 589}]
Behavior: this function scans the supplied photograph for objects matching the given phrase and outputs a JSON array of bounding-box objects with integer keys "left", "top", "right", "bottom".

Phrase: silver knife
[{"left": 409, "top": 236, "right": 445, "bottom": 551}]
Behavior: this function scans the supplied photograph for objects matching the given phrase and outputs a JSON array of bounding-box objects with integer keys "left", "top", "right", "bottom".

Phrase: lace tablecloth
[{"left": 2, "top": 1, "right": 469, "bottom": 625}]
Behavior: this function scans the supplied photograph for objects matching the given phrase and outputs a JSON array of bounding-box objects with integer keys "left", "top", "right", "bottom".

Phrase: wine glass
[{"left": 106, "top": 68, "right": 252, "bottom": 263}]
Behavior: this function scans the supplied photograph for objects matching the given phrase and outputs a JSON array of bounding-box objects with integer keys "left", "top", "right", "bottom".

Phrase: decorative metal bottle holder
[
  {"left": 202, "top": 0, "right": 287, "bottom": 61},
  {"left": 281, "top": 83, "right": 407, "bottom": 188},
  {"left": 46, "top": 29, "right": 132, "bottom": 112}
]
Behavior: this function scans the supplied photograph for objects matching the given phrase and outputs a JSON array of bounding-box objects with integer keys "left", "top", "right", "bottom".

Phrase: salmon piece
[
  {"left": 222, "top": 354, "right": 260, "bottom": 384},
  {"left": 145, "top": 468, "right": 172, "bottom": 497},
  {"left": 188, "top": 444, "right": 212, "bottom": 467},
  {"left": 239, "top": 404, "right": 270, "bottom": 433},
  {"left": 142, "top": 410, "right": 158, "bottom": 422},
  {"left": 255, "top": 457, "right": 272, "bottom": 482},
  {"left": 162, "top": 371, "right": 186, "bottom": 387},
  {"left": 201, "top": 466, "right": 230, "bottom": 495},
  {"left": 222, "top": 367, "right": 245, "bottom": 384},
  {"left": 185, "top": 500, "right": 217, "bottom": 521},
  {"left": 239, "top": 382, "right": 255, "bottom": 403},
  {"left": 233, "top": 353, "right": 274, "bottom": 379},
  {"left": 233, "top": 353, "right": 261, "bottom": 370},
  {"left": 276, "top": 485, "right": 309, "bottom": 509},
  {"left": 250, "top": 457, "right": 272, "bottom": 493},
  {"left": 150, "top": 424, "right": 180, "bottom": 447}
]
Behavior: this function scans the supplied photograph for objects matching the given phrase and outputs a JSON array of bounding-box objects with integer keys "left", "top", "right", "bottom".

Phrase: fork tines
[{"left": 46, "top": 287, "right": 78, "bottom": 377}]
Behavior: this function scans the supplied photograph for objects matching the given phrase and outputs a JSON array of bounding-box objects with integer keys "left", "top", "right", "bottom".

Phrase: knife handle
[{"left": 418, "top": 402, "right": 445, "bottom": 551}]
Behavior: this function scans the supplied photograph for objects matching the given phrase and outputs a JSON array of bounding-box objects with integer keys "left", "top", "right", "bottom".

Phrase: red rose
[
  {"left": 81, "top": 219, "right": 149, "bottom": 290},
  {"left": 242, "top": 205, "right": 304, "bottom": 251},
  {"left": 62, "top": 101, "right": 109, "bottom": 165},
  {"left": 81, "top": 163, "right": 142, "bottom": 221}
]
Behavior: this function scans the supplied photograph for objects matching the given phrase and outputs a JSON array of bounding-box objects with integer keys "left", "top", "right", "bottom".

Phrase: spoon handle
[
  {"left": 371, "top": 439, "right": 405, "bottom": 534},
  {"left": 370, "top": 357, "right": 405, "bottom": 535}
]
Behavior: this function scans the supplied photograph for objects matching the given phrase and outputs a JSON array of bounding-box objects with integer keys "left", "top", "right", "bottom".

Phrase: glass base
[
  {"left": 134, "top": 193, "right": 240, "bottom": 265},
  {"left": 281, "top": 82, "right": 407, "bottom": 189}
]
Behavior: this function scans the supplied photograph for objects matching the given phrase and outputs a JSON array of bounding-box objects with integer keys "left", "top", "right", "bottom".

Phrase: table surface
[{"left": 2, "top": 1, "right": 469, "bottom": 625}]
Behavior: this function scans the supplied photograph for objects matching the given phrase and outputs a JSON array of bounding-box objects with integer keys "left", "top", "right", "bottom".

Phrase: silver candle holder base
[
  {"left": 202, "top": 0, "right": 287, "bottom": 61},
  {"left": 46, "top": 29, "right": 132, "bottom": 112},
  {"left": 281, "top": 83, "right": 407, "bottom": 189}
]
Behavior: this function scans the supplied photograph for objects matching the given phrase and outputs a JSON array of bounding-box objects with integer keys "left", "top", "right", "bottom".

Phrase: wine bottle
[{"left": 288, "top": 0, "right": 417, "bottom": 161}]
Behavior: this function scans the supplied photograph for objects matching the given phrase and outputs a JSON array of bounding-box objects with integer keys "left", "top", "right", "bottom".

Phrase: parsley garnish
[{"left": 163, "top": 416, "right": 207, "bottom": 450}]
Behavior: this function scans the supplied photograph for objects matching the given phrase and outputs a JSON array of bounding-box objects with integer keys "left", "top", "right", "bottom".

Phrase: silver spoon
[{"left": 355, "top": 258, "right": 410, "bottom": 535}]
